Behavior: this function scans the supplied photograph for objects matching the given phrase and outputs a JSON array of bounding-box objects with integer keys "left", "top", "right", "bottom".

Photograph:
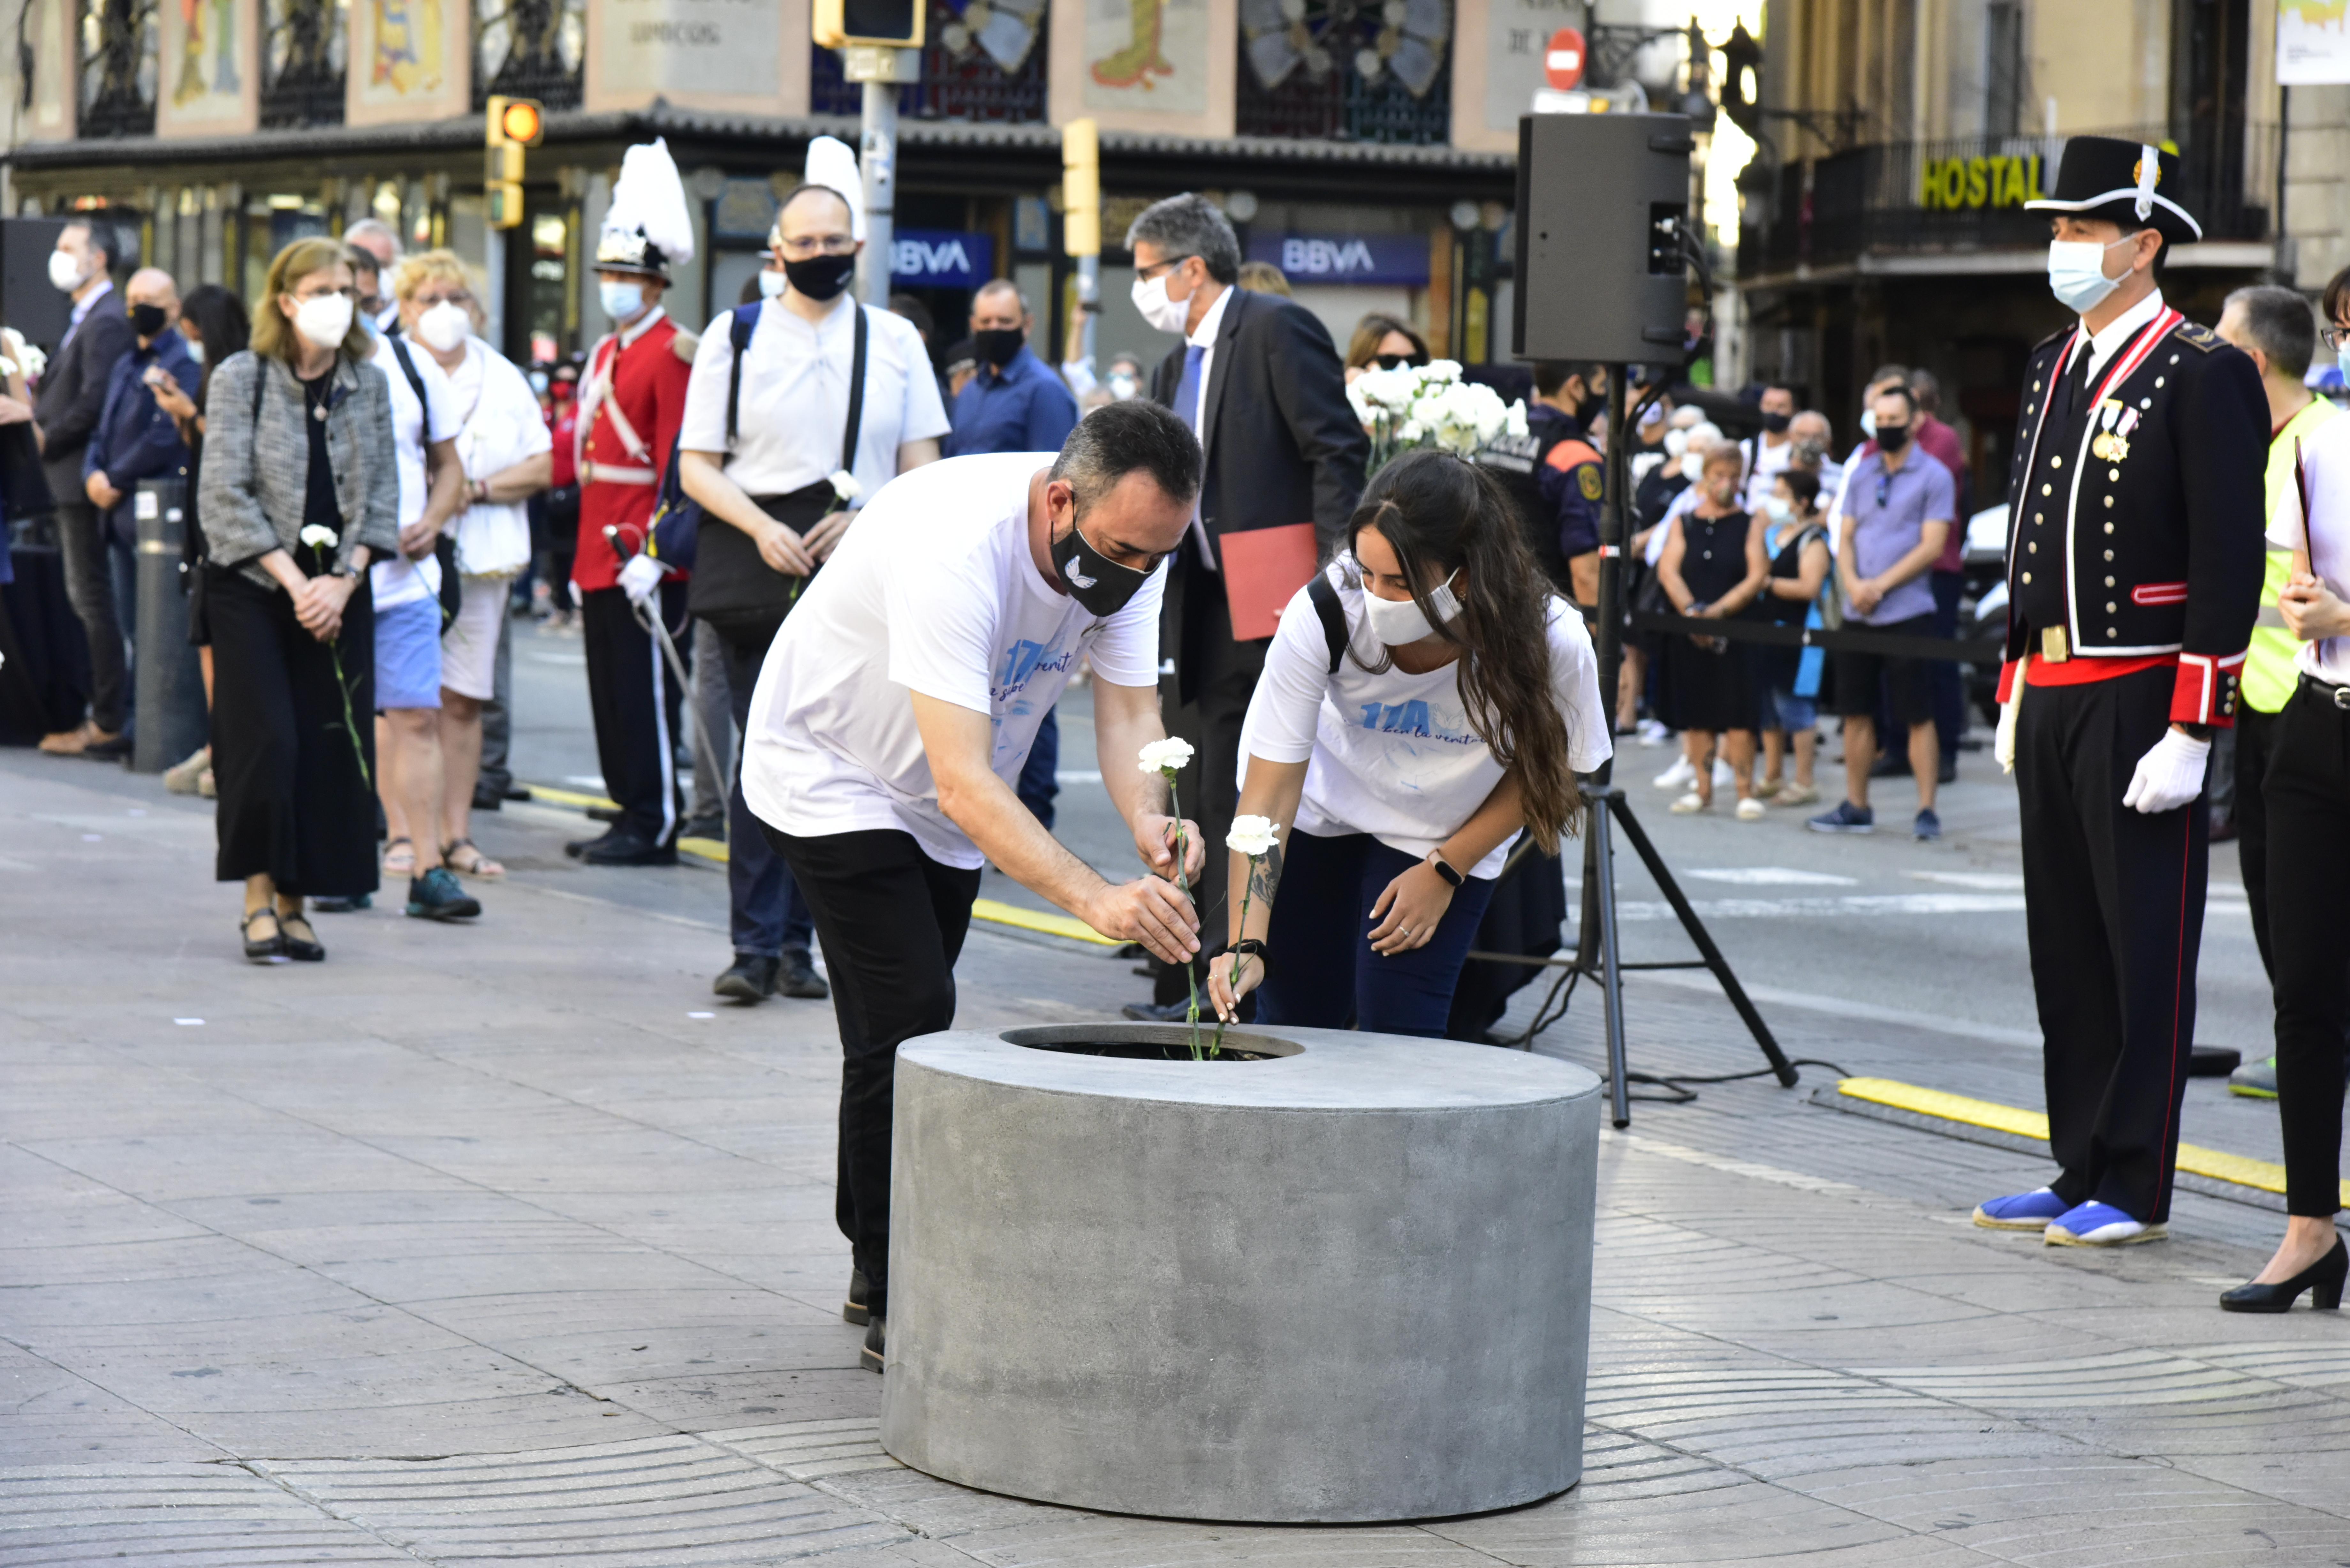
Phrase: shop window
[
  {"left": 260, "top": 0, "right": 348, "bottom": 127},
  {"left": 78, "top": 0, "right": 159, "bottom": 137},
  {"left": 811, "top": 0, "right": 1049, "bottom": 122},
  {"left": 1234, "top": 0, "right": 1452, "bottom": 145},
  {"left": 475, "top": 0, "right": 584, "bottom": 110}
]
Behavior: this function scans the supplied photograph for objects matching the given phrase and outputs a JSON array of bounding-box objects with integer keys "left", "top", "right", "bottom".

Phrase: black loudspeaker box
[
  {"left": 1, "top": 217, "right": 74, "bottom": 355},
  {"left": 1513, "top": 113, "right": 1693, "bottom": 366}
]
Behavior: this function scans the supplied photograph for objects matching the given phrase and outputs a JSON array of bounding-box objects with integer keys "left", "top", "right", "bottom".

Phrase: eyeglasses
[
  {"left": 1134, "top": 255, "right": 1194, "bottom": 283},
  {"left": 771, "top": 235, "right": 858, "bottom": 259},
  {"left": 1874, "top": 474, "right": 1891, "bottom": 509},
  {"left": 411, "top": 290, "right": 471, "bottom": 308},
  {"left": 2325, "top": 324, "right": 2347, "bottom": 351},
  {"left": 290, "top": 283, "right": 354, "bottom": 301}
]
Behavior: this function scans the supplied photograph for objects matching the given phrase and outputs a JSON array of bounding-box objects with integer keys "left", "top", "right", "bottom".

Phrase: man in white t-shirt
[
  {"left": 742, "top": 400, "right": 1207, "bottom": 1372},
  {"left": 1741, "top": 383, "right": 1797, "bottom": 511},
  {"left": 331, "top": 328, "right": 467, "bottom": 916}
]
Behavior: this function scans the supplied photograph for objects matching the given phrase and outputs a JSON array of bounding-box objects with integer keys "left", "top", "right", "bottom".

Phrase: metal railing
[
  {"left": 1232, "top": 2, "right": 1454, "bottom": 145},
  {"left": 77, "top": 0, "right": 158, "bottom": 138},
  {"left": 474, "top": 0, "right": 584, "bottom": 113},
  {"left": 1739, "top": 124, "right": 2279, "bottom": 278},
  {"left": 809, "top": 0, "right": 1050, "bottom": 122}
]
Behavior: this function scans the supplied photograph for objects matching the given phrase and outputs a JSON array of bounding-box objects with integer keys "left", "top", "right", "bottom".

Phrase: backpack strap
[
  {"left": 387, "top": 335, "right": 433, "bottom": 446},
  {"left": 723, "top": 299, "right": 760, "bottom": 448},
  {"left": 840, "top": 302, "right": 868, "bottom": 477},
  {"left": 1306, "top": 569, "right": 1347, "bottom": 675}
]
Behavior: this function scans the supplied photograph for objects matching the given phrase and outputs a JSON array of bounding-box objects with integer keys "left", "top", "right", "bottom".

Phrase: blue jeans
[
  {"left": 1017, "top": 706, "right": 1059, "bottom": 829},
  {"left": 1255, "top": 832, "right": 1500, "bottom": 1039},
  {"left": 716, "top": 621, "right": 814, "bottom": 958}
]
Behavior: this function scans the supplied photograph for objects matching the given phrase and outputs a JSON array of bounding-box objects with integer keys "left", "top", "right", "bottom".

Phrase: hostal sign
[{"left": 1918, "top": 153, "right": 2046, "bottom": 211}]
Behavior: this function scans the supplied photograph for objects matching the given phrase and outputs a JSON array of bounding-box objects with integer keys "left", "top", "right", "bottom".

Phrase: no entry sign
[{"left": 1544, "top": 28, "right": 1586, "bottom": 91}]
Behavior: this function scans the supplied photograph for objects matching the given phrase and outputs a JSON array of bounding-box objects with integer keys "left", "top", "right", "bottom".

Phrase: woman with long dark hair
[
  {"left": 150, "top": 283, "right": 251, "bottom": 795},
  {"left": 1208, "top": 449, "right": 1610, "bottom": 1037},
  {"left": 198, "top": 238, "right": 400, "bottom": 960}
]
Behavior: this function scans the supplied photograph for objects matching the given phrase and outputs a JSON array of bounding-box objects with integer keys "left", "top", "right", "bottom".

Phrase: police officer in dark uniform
[
  {"left": 1474, "top": 360, "right": 1606, "bottom": 604},
  {"left": 1972, "top": 138, "right": 2266, "bottom": 1247}
]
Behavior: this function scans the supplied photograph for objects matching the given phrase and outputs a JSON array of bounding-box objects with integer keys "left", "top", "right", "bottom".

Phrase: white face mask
[
  {"left": 2046, "top": 235, "right": 2137, "bottom": 315},
  {"left": 757, "top": 268, "right": 787, "bottom": 299},
  {"left": 1858, "top": 408, "right": 1877, "bottom": 437},
  {"left": 1679, "top": 451, "right": 1705, "bottom": 481},
  {"left": 292, "top": 292, "right": 355, "bottom": 349},
  {"left": 416, "top": 300, "right": 471, "bottom": 354},
  {"left": 1106, "top": 370, "right": 1140, "bottom": 401},
  {"left": 1361, "top": 569, "right": 1462, "bottom": 647},
  {"left": 1663, "top": 428, "right": 1689, "bottom": 459},
  {"left": 48, "top": 249, "right": 87, "bottom": 293},
  {"left": 183, "top": 339, "right": 204, "bottom": 365},
  {"left": 1762, "top": 495, "right": 1793, "bottom": 524},
  {"left": 1132, "top": 271, "right": 1192, "bottom": 335}
]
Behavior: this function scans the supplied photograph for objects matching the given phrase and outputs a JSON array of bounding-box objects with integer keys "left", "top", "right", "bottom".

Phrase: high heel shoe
[{"left": 2219, "top": 1236, "right": 2347, "bottom": 1313}]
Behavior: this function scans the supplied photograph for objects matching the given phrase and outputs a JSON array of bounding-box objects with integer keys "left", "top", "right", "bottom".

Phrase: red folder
[{"left": 1217, "top": 523, "right": 1320, "bottom": 641}]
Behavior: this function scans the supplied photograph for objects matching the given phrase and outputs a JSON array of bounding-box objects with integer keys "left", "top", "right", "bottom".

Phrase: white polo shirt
[{"left": 681, "top": 296, "right": 949, "bottom": 501}]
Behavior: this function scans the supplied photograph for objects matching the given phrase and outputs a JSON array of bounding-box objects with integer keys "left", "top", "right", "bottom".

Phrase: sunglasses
[{"left": 1372, "top": 353, "right": 1428, "bottom": 371}]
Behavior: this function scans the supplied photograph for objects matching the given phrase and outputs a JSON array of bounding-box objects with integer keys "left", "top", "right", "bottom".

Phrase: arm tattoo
[{"left": 1248, "top": 841, "right": 1283, "bottom": 906}]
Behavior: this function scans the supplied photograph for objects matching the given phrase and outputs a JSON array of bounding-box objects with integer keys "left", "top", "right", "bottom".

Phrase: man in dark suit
[
  {"left": 1122, "top": 194, "right": 1369, "bottom": 1015},
  {"left": 33, "top": 218, "right": 136, "bottom": 757}
]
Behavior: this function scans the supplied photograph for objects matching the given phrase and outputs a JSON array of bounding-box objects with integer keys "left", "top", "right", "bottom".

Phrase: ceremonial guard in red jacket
[
  {"left": 1973, "top": 138, "right": 2266, "bottom": 1246},
  {"left": 567, "top": 139, "right": 699, "bottom": 866}
]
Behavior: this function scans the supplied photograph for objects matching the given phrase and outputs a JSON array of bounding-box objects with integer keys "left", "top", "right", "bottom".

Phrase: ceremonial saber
[{"left": 603, "top": 524, "right": 693, "bottom": 690}]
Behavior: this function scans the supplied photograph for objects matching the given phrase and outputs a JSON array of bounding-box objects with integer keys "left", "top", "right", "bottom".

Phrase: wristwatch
[
  {"left": 1210, "top": 938, "right": 1268, "bottom": 968},
  {"left": 1427, "top": 852, "right": 1465, "bottom": 888}
]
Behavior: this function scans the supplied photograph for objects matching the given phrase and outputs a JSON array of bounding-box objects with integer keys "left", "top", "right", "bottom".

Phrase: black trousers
[
  {"left": 1155, "top": 554, "right": 1266, "bottom": 1004},
  {"left": 207, "top": 567, "right": 378, "bottom": 898},
  {"left": 2261, "top": 683, "right": 2350, "bottom": 1218},
  {"left": 713, "top": 617, "right": 813, "bottom": 957},
  {"left": 2016, "top": 667, "right": 2207, "bottom": 1223},
  {"left": 57, "top": 499, "right": 128, "bottom": 732},
  {"left": 580, "top": 583, "right": 686, "bottom": 846},
  {"left": 2232, "top": 703, "right": 2278, "bottom": 979},
  {"left": 763, "top": 825, "right": 982, "bottom": 1317}
]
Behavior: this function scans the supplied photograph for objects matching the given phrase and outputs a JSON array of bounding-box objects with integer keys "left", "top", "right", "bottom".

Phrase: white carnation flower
[
  {"left": 1138, "top": 737, "right": 1195, "bottom": 774},
  {"left": 1226, "top": 815, "right": 1279, "bottom": 856},
  {"left": 298, "top": 525, "right": 339, "bottom": 549},
  {"left": 1504, "top": 401, "right": 1529, "bottom": 437}
]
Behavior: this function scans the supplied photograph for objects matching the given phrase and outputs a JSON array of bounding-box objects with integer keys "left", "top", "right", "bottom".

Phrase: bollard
[{"left": 132, "top": 476, "right": 207, "bottom": 774}]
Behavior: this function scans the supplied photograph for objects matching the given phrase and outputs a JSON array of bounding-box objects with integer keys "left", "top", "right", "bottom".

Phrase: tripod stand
[{"left": 1490, "top": 368, "right": 1798, "bottom": 1129}]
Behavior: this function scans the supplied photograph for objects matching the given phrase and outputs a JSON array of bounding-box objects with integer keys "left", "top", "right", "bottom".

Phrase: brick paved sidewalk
[{"left": 4, "top": 752, "right": 2346, "bottom": 1566}]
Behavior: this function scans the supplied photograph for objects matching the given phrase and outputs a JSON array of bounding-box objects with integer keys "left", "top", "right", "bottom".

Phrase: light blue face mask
[
  {"left": 599, "top": 279, "right": 645, "bottom": 321},
  {"left": 2046, "top": 235, "right": 2138, "bottom": 316}
]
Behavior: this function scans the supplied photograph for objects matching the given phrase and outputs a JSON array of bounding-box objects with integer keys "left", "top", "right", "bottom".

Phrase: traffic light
[
  {"left": 1062, "top": 118, "right": 1100, "bottom": 258},
  {"left": 484, "top": 95, "right": 543, "bottom": 231},
  {"left": 812, "top": 0, "right": 925, "bottom": 49}
]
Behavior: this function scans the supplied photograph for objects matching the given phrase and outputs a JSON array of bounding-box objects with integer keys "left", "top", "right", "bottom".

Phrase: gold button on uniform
[
  {"left": 2106, "top": 601, "right": 2118, "bottom": 613},
  {"left": 2029, "top": 542, "right": 2038, "bottom": 553},
  {"left": 2105, "top": 576, "right": 2115, "bottom": 586},
  {"left": 2104, "top": 522, "right": 2115, "bottom": 533},
  {"left": 2052, "top": 455, "right": 2064, "bottom": 469},
  {"left": 2043, "top": 484, "right": 2053, "bottom": 496},
  {"left": 2023, "top": 572, "right": 2033, "bottom": 584},
  {"left": 2109, "top": 469, "right": 2120, "bottom": 481},
  {"left": 2104, "top": 549, "right": 2114, "bottom": 561}
]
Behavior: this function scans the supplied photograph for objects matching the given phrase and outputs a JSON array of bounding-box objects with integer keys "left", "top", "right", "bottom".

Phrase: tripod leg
[
  {"left": 1607, "top": 795, "right": 1801, "bottom": 1087},
  {"left": 1589, "top": 793, "right": 1633, "bottom": 1128}
]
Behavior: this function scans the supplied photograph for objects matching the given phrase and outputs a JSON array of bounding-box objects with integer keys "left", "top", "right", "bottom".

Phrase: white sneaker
[
  {"left": 1653, "top": 755, "right": 1697, "bottom": 790},
  {"left": 1712, "top": 758, "right": 1736, "bottom": 788},
  {"left": 1636, "top": 719, "right": 1672, "bottom": 746},
  {"left": 1734, "top": 796, "right": 1766, "bottom": 821}
]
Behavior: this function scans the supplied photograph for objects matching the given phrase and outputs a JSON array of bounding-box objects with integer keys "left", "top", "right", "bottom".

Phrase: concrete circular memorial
[{"left": 880, "top": 1022, "right": 1602, "bottom": 1523}]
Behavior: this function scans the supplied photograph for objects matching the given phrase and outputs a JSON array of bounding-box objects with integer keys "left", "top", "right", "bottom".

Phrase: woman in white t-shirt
[
  {"left": 1207, "top": 450, "right": 1611, "bottom": 1038},
  {"left": 2223, "top": 409, "right": 2350, "bottom": 1313}
]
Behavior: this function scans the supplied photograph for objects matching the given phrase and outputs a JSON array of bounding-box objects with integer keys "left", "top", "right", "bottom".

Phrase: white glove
[
  {"left": 618, "top": 552, "right": 663, "bottom": 607},
  {"left": 2121, "top": 727, "right": 2210, "bottom": 815},
  {"left": 1995, "top": 684, "right": 2022, "bottom": 774}
]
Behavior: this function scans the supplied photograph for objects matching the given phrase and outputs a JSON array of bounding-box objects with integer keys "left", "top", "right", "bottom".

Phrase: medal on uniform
[{"left": 2107, "top": 407, "right": 2137, "bottom": 463}]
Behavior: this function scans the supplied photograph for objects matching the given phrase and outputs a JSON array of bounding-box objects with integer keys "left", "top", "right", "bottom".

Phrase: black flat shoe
[
  {"left": 2220, "top": 1237, "right": 2347, "bottom": 1313},
  {"left": 579, "top": 831, "right": 678, "bottom": 867},
  {"left": 861, "top": 1314, "right": 885, "bottom": 1373},
  {"left": 278, "top": 911, "right": 326, "bottom": 962},
  {"left": 777, "top": 948, "right": 829, "bottom": 999},
  {"left": 240, "top": 908, "right": 284, "bottom": 962},
  {"left": 713, "top": 953, "right": 778, "bottom": 1001},
  {"left": 843, "top": 1267, "right": 869, "bottom": 1326}
]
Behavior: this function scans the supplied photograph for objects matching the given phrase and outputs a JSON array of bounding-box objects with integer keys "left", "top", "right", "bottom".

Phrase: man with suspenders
[{"left": 567, "top": 140, "right": 698, "bottom": 866}]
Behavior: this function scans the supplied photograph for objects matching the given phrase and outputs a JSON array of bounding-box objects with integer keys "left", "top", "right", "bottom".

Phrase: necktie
[{"left": 1175, "top": 343, "right": 1205, "bottom": 433}]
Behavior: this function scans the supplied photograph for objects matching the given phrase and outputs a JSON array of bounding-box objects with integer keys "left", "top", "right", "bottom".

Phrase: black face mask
[
  {"left": 784, "top": 252, "right": 856, "bottom": 302},
  {"left": 1761, "top": 410, "right": 1792, "bottom": 434},
  {"left": 129, "top": 302, "right": 169, "bottom": 339},
  {"left": 1874, "top": 421, "right": 1912, "bottom": 452},
  {"left": 1050, "top": 511, "right": 1152, "bottom": 617},
  {"left": 974, "top": 328, "right": 1024, "bottom": 368}
]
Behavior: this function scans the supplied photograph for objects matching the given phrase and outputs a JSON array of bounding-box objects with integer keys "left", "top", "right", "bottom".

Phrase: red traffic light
[{"left": 1543, "top": 28, "right": 1586, "bottom": 91}]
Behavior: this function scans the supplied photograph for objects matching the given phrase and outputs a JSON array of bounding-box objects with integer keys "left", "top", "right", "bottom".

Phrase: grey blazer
[{"left": 198, "top": 349, "right": 401, "bottom": 589}]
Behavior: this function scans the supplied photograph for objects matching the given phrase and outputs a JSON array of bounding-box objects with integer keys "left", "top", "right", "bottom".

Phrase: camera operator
[{"left": 678, "top": 139, "right": 947, "bottom": 1005}]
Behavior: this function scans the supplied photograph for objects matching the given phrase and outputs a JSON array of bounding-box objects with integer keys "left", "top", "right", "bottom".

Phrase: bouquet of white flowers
[{"left": 1346, "top": 358, "right": 1528, "bottom": 475}]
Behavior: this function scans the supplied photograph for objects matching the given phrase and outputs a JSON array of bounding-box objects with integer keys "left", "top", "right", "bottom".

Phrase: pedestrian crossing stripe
[{"left": 1836, "top": 1077, "right": 2350, "bottom": 1207}]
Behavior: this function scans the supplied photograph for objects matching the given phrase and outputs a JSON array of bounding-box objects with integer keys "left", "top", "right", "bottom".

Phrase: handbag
[
  {"left": 0, "top": 422, "right": 55, "bottom": 520},
  {"left": 689, "top": 302, "right": 867, "bottom": 632}
]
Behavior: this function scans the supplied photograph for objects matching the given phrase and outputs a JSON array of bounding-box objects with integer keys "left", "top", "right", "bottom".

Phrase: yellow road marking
[
  {"left": 524, "top": 784, "right": 619, "bottom": 811},
  {"left": 1837, "top": 1077, "right": 2350, "bottom": 1206}
]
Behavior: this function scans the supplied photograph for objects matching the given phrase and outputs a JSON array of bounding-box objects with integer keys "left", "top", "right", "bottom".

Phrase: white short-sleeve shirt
[
  {"left": 741, "top": 452, "right": 1164, "bottom": 869},
  {"left": 367, "top": 334, "right": 464, "bottom": 608},
  {"left": 2266, "top": 412, "right": 2350, "bottom": 687},
  {"left": 1237, "top": 558, "right": 1614, "bottom": 878},
  {"left": 681, "top": 297, "right": 951, "bottom": 501}
]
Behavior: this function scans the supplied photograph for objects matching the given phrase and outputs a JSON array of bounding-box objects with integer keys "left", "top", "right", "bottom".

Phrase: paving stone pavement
[{"left": 4, "top": 750, "right": 2348, "bottom": 1567}]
